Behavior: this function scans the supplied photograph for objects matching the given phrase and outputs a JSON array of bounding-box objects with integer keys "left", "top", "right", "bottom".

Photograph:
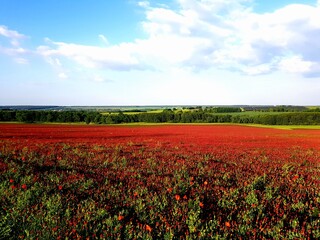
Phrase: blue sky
[{"left": 1, "top": 0, "right": 320, "bottom": 106}]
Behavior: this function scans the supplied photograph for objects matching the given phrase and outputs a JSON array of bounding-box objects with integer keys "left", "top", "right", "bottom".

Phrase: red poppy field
[{"left": 0, "top": 124, "right": 319, "bottom": 239}]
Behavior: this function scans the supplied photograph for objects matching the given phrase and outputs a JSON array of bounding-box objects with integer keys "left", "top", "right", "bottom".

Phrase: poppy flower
[
  {"left": 292, "top": 175, "right": 299, "bottom": 181},
  {"left": 9, "top": 179, "right": 14, "bottom": 183},
  {"left": 21, "top": 184, "right": 27, "bottom": 190},
  {"left": 225, "top": 221, "right": 231, "bottom": 227},
  {"left": 118, "top": 215, "right": 124, "bottom": 221},
  {"left": 145, "top": 225, "right": 152, "bottom": 232},
  {"left": 175, "top": 195, "right": 180, "bottom": 201}
]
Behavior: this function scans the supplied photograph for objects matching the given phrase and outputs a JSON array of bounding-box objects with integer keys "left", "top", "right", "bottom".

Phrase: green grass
[
  {"left": 115, "top": 122, "right": 320, "bottom": 130},
  {"left": 0, "top": 121, "right": 22, "bottom": 124},
  {"left": 306, "top": 106, "right": 320, "bottom": 110},
  {"left": 210, "top": 111, "right": 291, "bottom": 116},
  {"left": 101, "top": 109, "right": 165, "bottom": 115},
  {"left": 101, "top": 110, "right": 294, "bottom": 116},
  {"left": 243, "top": 124, "right": 320, "bottom": 130}
]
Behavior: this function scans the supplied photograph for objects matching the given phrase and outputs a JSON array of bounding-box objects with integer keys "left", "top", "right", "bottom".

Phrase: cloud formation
[
  {"left": 139, "top": 0, "right": 320, "bottom": 76},
  {"left": 0, "top": 25, "right": 25, "bottom": 45},
  {"left": 16, "top": 1, "right": 320, "bottom": 78},
  {"left": 0, "top": 25, "right": 29, "bottom": 64},
  {"left": 37, "top": 40, "right": 144, "bottom": 71}
]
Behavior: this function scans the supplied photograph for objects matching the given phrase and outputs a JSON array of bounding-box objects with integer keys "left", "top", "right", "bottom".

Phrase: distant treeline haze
[{"left": 1, "top": 106, "right": 320, "bottom": 125}]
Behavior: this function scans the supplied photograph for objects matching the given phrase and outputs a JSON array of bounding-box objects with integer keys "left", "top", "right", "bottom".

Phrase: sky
[{"left": 1, "top": 0, "right": 320, "bottom": 106}]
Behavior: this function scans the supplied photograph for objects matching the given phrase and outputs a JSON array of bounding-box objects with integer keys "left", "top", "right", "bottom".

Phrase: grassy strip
[
  {"left": 243, "top": 124, "right": 320, "bottom": 130},
  {"left": 1, "top": 121, "right": 320, "bottom": 130},
  {"left": 116, "top": 122, "right": 320, "bottom": 130}
]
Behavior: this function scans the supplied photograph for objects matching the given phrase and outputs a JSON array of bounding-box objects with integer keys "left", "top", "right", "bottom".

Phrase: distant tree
[
  {"left": 85, "top": 115, "right": 91, "bottom": 124},
  {"left": 0, "top": 111, "right": 15, "bottom": 121},
  {"left": 16, "top": 111, "right": 35, "bottom": 123},
  {"left": 72, "top": 112, "right": 81, "bottom": 122},
  {"left": 104, "top": 115, "right": 114, "bottom": 124},
  {"left": 46, "top": 113, "right": 53, "bottom": 122},
  {"left": 94, "top": 114, "right": 103, "bottom": 124}
]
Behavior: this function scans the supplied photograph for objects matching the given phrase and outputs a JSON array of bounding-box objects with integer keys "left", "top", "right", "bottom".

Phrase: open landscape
[
  {"left": 2, "top": 0, "right": 320, "bottom": 239},
  {"left": 0, "top": 123, "right": 319, "bottom": 239}
]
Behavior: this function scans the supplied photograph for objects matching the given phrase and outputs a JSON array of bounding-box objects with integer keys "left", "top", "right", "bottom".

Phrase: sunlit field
[{"left": 0, "top": 124, "right": 319, "bottom": 239}]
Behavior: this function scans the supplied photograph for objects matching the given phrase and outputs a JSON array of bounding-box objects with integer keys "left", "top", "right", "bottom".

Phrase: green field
[
  {"left": 112, "top": 122, "right": 320, "bottom": 130},
  {"left": 243, "top": 124, "right": 320, "bottom": 130}
]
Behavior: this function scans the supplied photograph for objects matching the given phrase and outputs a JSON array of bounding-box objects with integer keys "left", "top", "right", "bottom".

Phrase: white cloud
[
  {"left": 36, "top": 1, "right": 320, "bottom": 78},
  {"left": 0, "top": 25, "right": 29, "bottom": 64},
  {"left": 0, "top": 25, "right": 25, "bottom": 41},
  {"left": 14, "top": 57, "right": 29, "bottom": 64},
  {"left": 140, "top": 0, "right": 320, "bottom": 77},
  {"left": 37, "top": 40, "right": 144, "bottom": 71},
  {"left": 0, "top": 47, "right": 27, "bottom": 56},
  {"left": 217, "top": 3, "right": 320, "bottom": 76},
  {"left": 45, "top": 57, "right": 62, "bottom": 67},
  {"left": 0, "top": 26, "right": 26, "bottom": 52},
  {"left": 278, "top": 56, "right": 312, "bottom": 74},
  {"left": 278, "top": 55, "right": 320, "bottom": 77},
  {"left": 58, "top": 73, "right": 68, "bottom": 79},
  {"left": 138, "top": 1, "right": 150, "bottom": 8}
]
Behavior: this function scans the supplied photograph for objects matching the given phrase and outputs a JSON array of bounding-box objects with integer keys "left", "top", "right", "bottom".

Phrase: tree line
[{"left": 1, "top": 109, "right": 320, "bottom": 125}]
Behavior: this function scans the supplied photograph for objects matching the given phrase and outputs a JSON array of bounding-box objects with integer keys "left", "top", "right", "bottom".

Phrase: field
[{"left": 0, "top": 123, "right": 319, "bottom": 239}]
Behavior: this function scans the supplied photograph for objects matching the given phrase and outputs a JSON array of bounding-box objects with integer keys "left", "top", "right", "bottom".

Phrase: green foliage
[
  {"left": 0, "top": 138, "right": 319, "bottom": 238},
  {"left": 2, "top": 108, "right": 320, "bottom": 125}
]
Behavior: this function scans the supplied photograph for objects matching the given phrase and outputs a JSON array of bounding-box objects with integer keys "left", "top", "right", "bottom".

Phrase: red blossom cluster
[{"left": 0, "top": 124, "right": 319, "bottom": 239}]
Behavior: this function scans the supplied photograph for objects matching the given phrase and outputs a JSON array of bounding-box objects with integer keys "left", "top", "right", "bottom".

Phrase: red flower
[
  {"left": 118, "top": 215, "right": 124, "bottom": 221},
  {"left": 199, "top": 202, "right": 204, "bottom": 208},
  {"left": 21, "top": 184, "right": 27, "bottom": 190},
  {"left": 292, "top": 175, "right": 299, "bottom": 181},
  {"left": 9, "top": 179, "right": 14, "bottom": 183},
  {"left": 225, "top": 221, "right": 231, "bottom": 227},
  {"left": 145, "top": 224, "right": 152, "bottom": 232},
  {"left": 11, "top": 185, "right": 16, "bottom": 190},
  {"left": 175, "top": 195, "right": 180, "bottom": 201},
  {"left": 58, "top": 185, "right": 63, "bottom": 190}
]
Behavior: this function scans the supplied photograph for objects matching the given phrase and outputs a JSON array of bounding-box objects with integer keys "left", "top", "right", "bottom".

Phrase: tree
[{"left": 16, "top": 111, "right": 35, "bottom": 123}]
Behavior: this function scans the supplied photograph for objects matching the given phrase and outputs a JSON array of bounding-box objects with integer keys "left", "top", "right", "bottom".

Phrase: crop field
[{"left": 0, "top": 124, "right": 319, "bottom": 239}]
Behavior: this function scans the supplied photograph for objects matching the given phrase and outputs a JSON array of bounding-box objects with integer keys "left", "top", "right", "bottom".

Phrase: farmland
[{"left": 0, "top": 123, "right": 319, "bottom": 239}]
